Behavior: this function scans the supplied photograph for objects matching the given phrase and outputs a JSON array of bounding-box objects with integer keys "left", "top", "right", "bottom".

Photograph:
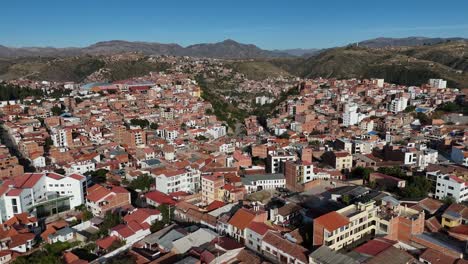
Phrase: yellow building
[{"left": 441, "top": 211, "right": 462, "bottom": 228}]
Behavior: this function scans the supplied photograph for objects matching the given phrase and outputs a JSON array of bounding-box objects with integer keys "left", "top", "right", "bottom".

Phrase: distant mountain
[
  {"left": 274, "top": 48, "right": 321, "bottom": 57},
  {"left": 0, "top": 39, "right": 292, "bottom": 59},
  {"left": 357, "top": 37, "right": 467, "bottom": 48}
]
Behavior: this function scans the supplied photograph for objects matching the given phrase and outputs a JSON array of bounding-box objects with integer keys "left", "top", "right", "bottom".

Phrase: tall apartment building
[
  {"left": 114, "top": 126, "right": 147, "bottom": 148},
  {"left": 342, "top": 103, "right": 358, "bottom": 127},
  {"left": 284, "top": 160, "right": 315, "bottom": 192},
  {"left": 51, "top": 127, "right": 73, "bottom": 148},
  {"left": 427, "top": 171, "right": 468, "bottom": 203},
  {"left": 0, "top": 172, "right": 87, "bottom": 223},
  {"left": 389, "top": 97, "right": 408, "bottom": 113},
  {"left": 313, "top": 199, "right": 424, "bottom": 251},
  {"left": 201, "top": 174, "right": 224, "bottom": 204},
  {"left": 429, "top": 79, "right": 447, "bottom": 89},
  {"left": 266, "top": 152, "right": 296, "bottom": 173}
]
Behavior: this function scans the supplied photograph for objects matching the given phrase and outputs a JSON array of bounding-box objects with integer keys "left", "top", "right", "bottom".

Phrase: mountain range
[
  {"left": 0, "top": 37, "right": 466, "bottom": 88},
  {"left": 1, "top": 37, "right": 466, "bottom": 59}
]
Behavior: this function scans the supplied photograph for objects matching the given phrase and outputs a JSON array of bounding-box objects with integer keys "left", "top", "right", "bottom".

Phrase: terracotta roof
[
  {"left": 206, "top": 200, "right": 225, "bottom": 212},
  {"left": 420, "top": 248, "right": 457, "bottom": 264},
  {"left": 262, "top": 231, "right": 308, "bottom": 263},
  {"left": 314, "top": 211, "right": 349, "bottom": 232},
  {"left": 9, "top": 232, "right": 35, "bottom": 248},
  {"left": 415, "top": 198, "right": 443, "bottom": 214},
  {"left": 145, "top": 191, "right": 176, "bottom": 206},
  {"left": 247, "top": 221, "right": 274, "bottom": 236},
  {"left": 123, "top": 208, "right": 160, "bottom": 225},
  {"left": 228, "top": 208, "right": 256, "bottom": 231},
  {"left": 354, "top": 238, "right": 395, "bottom": 256},
  {"left": 96, "top": 236, "right": 119, "bottom": 250},
  {"left": 425, "top": 217, "right": 442, "bottom": 233}
]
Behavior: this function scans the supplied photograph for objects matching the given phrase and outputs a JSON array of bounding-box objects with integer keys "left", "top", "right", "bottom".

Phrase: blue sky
[{"left": 1, "top": 0, "right": 467, "bottom": 49}]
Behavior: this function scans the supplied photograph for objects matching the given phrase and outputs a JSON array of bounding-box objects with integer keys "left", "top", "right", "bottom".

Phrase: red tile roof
[
  {"left": 419, "top": 248, "right": 457, "bottom": 264},
  {"left": 145, "top": 191, "right": 176, "bottom": 206},
  {"left": 206, "top": 201, "right": 225, "bottom": 212},
  {"left": 123, "top": 208, "right": 160, "bottom": 225},
  {"left": 228, "top": 208, "right": 256, "bottom": 231},
  {"left": 247, "top": 221, "right": 274, "bottom": 236},
  {"left": 354, "top": 238, "right": 395, "bottom": 256},
  {"left": 314, "top": 211, "right": 349, "bottom": 232},
  {"left": 96, "top": 236, "right": 119, "bottom": 250}
]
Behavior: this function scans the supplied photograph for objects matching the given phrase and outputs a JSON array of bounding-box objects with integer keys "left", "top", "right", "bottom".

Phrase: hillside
[
  {"left": 296, "top": 41, "right": 468, "bottom": 87},
  {"left": 226, "top": 41, "right": 468, "bottom": 88},
  {"left": 0, "top": 55, "right": 170, "bottom": 83},
  {"left": 358, "top": 37, "right": 467, "bottom": 48}
]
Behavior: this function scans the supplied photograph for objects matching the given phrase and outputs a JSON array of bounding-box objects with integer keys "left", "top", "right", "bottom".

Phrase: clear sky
[{"left": 1, "top": 0, "right": 468, "bottom": 49}]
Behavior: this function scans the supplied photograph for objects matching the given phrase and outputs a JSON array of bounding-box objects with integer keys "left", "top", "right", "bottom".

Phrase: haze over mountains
[{"left": 0, "top": 37, "right": 466, "bottom": 59}]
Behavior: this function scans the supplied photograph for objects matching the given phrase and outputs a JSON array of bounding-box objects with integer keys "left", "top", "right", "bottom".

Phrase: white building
[
  {"left": 218, "top": 143, "right": 235, "bottom": 154},
  {"left": 374, "top": 79, "right": 384, "bottom": 88},
  {"left": 207, "top": 125, "right": 227, "bottom": 139},
  {"left": 255, "top": 96, "right": 274, "bottom": 105},
  {"left": 389, "top": 97, "right": 408, "bottom": 113},
  {"left": 432, "top": 173, "right": 468, "bottom": 203},
  {"left": 342, "top": 103, "right": 358, "bottom": 127},
  {"left": 51, "top": 127, "right": 72, "bottom": 148},
  {"left": 154, "top": 169, "right": 200, "bottom": 194},
  {"left": 429, "top": 79, "right": 447, "bottom": 89},
  {"left": 267, "top": 153, "right": 296, "bottom": 173},
  {"left": 416, "top": 149, "right": 438, "bottom": 169},
  {"left": 241, "top": 174, "right": 285, "bottom": 194},
  {"left": 0, "top": 172, "right": 86, "bottom": 223}
]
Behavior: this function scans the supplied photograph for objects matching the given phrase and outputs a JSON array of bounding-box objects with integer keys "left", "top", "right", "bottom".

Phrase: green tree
[
  {"left": 377, "top": 167, "right": 406, "bottom": 179},
  {"left": 150, "top": 122, "right": 159, "bottom": 130},
  {"left": 130, "top": 118, "right": 149, "bottom": 128},
  {"left": 442, "top": 196, "right": 456, "bottom": 205},
  {"left": 85, "top": 169, "right": 108, "bottom": 184},
  {"left": 100, "top": 211, "right": 122, "bottom": 236},
  {"left": 51, "top": 105, "right": 63, "bottom": 116},
  {"left": 350, "top": 166, "right": 374, "bottom": 181},
  {"left": 416, "top": 112, "right": 431, "bottom": 126},
  {"left": 157, "top": 204, "right": 174, "bottom": 225},
  {"left": 400, "top": 176, "right": 432, "bottom": 199},
  {"left": 127, "top": 174, "right": 153, "bottom": 191}
]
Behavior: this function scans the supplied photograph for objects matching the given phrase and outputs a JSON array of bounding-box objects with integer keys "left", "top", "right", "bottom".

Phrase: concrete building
[
  {"left": 0, "top": 172, "right": 86, "bottom": 223},
  {"left": 284, "top": 160, "right": 315, "bottom": 192},
  {"left": 429, "top": 172, "right": 468, "bottom": 203},
  {"left": 266, "top": 152, "right": 296, "bottom": 173},
  {"left": 313, "top": 199, "right": 424, "bottom": 251},
  {"left": 201, "top": 174, "right": 224, "bottom": 204},
  {"left": 389, "top": 97, "right": 408, "bottom": 113},
  {"left": 322, "top": 151, "right": 352, "bottom": 171},
  {"left": 342, "top": 103, "right": 358, "bottom": 127},
  {"left": 241, "top": 174, "right": 285, "bottom": 193},
  {"left": 154, "top": 169, "right": 200, "bottom": 194},
  {"left": 51, "top": 127, "right": 73, "bottom": 148},
  {"left": 429, "top": 79, "right": 447, "bottom": 89},
  {"left": 85, "top": 184, "right": 131, "bottom": 216}
]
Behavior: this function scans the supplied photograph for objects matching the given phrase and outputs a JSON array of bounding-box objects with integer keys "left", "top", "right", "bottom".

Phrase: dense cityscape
[
  {"left": 1, "top": 1, "right": 468, "bottom": 263},
  {"left": 0, "top": 52, "right": 466, "bottom": 264}
]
